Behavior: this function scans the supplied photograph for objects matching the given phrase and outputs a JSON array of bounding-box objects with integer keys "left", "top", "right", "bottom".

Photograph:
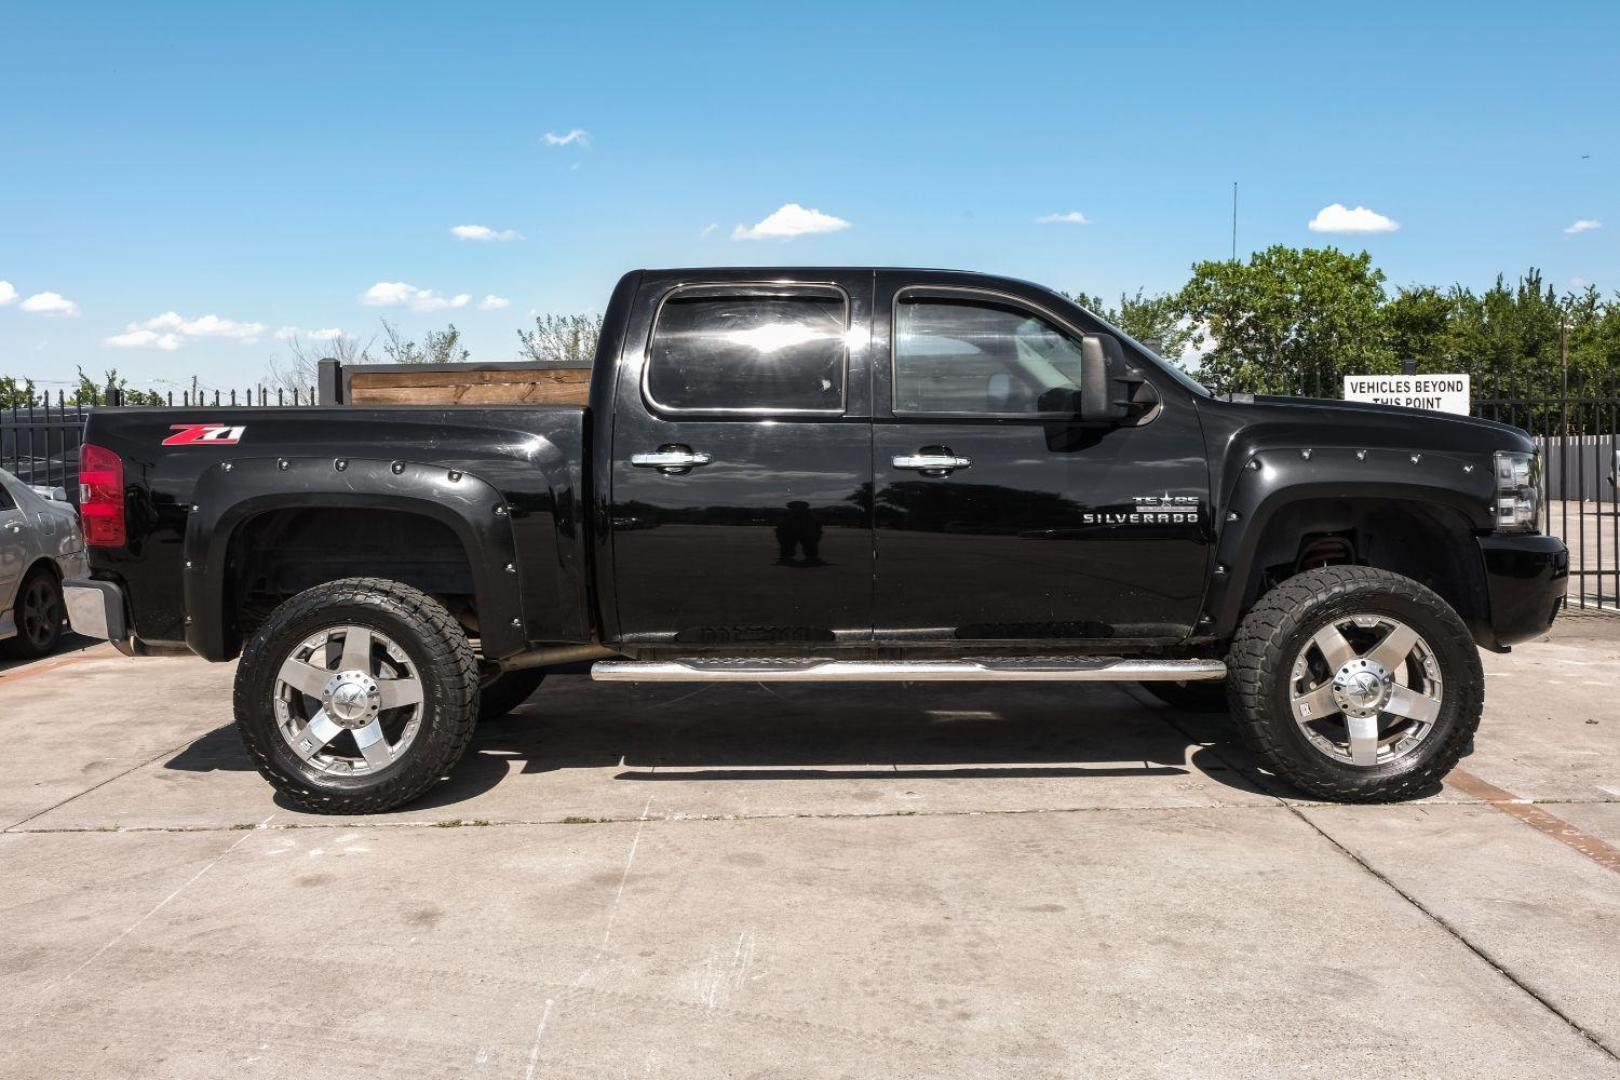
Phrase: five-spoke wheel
[
  {"left": 274, "top": 625, "right": 426, "bottom": 776},
  {"left": 1288, "top": 615, "right": 1443, "bottom": 768}
]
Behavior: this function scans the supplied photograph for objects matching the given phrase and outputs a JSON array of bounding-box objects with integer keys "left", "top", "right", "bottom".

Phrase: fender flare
[
  {"left": 182, "top": 457, "right": 527, "bottom": 661},
  {"left": 1203, "top": 445, "right": 1495, "bottom": 637}
]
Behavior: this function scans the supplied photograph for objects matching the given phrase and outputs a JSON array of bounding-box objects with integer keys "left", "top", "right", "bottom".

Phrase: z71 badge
[
  {"left": 162, "top": 423, "right": 246, "bottom": 446},
  {"left": 1082, "top": 493, "right": 1201, "bottom": 525}
]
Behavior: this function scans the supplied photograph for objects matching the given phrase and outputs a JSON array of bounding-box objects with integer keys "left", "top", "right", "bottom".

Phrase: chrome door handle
[
  {"left": 631, "top": 447, "right": 713, "bottom": 474},
  {"left": 893, "top": 453, "right": 972, "bottom": 473}
]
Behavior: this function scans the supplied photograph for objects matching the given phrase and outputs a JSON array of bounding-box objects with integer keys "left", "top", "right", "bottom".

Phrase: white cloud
[
  {"left": 451, "top": 224, "right": 521, "bottom": 242},
  {"left": 361, "top": 281, "right": 471, "bottom": 312},
  {"left": 0, "top": 281, "right": 15, "bottom": 306},
  {"left": 478, "top": 295, "right": 511, "bottom": 310},
  {"left": 1037, "top": 211, "right": 1090, "bottom": 224},
  {"left": 700, "top": 223, "right": 719, "bottom": 238},
  {"left": 1564, "top": 218, "right": 1602, "bottom": 235},
  {"left": 106, "top": 329, "right": 182, "bottom": 350},
  {"left": 543, "top": 128, "right": 589, "bottom": 146},
  {"left": 151, "top": 312, "right": 265, "bottom": 339},
  {"left": 276, "top": 325, "right": 344, "bottom": 341},
  {"left": 732, "top": 203, "right": 852, "bottom": 241},
  {"left": 106, "top": 310, "right": 266, "bottom": 349},
  {"left": 1307, "top": 203, "right": 1399, "bottom": 233},
  {"left": 20, "top": 291, "right": 79, "bottom": 316}
]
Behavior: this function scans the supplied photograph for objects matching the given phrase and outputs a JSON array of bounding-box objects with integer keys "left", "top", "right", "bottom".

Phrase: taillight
[{"left": 79, "top": 442, "right": 126, "bottom": 547}]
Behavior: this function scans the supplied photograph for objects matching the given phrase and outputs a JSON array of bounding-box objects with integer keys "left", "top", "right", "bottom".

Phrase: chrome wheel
[
  {"left": 273, "top": 625, "right": 425, "bottom": 776},
  {"left": 1288, "top": 614, "right": 1444, "bottom": 768}
]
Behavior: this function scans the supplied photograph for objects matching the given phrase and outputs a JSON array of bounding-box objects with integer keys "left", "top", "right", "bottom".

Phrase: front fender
[
  {"left": 183, "top": 457, "right": 527, "bottom": 661},
  {"left": 1204, "top": 445, "right": 1496, "bottom": 637}
]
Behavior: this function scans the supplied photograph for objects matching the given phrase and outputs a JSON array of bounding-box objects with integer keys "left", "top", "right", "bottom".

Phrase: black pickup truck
[{"left": 64, "top": 267, "right": 1568, "bottom": 812}]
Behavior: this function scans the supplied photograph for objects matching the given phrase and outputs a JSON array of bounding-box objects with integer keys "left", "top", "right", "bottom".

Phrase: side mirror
[
  {"left": 31, "top": 485, "right": 69, "bottom": 503},
  {"left": 1080, "top": 333, "right": 1131, "bottom": 422}
]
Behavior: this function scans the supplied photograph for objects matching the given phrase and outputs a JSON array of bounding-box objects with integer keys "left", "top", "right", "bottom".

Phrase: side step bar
[{"left": 591, "top": 657, "right": 1226, "bottom": 683}]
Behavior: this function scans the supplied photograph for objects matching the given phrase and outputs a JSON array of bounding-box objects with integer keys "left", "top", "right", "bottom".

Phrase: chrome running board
[{"left": 591, "top": 657, "right": 1226, "bottom": 683}]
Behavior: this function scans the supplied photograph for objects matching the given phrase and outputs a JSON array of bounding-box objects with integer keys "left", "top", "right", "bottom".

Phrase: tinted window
[
  {"left": 894, "top": 296, "right": 1085, "bottom": 416},
  {"left": 647, "top": 289, "right": 847, "bottom": 413},
  {"left": 0, "top": 478, "right": 15, "bottom": 511}
]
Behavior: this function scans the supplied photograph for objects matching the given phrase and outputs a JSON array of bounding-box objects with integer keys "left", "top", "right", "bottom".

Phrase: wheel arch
[
  {"left": 1209, "top": 486, "right": 1492, "bottom": 642},
  {"left": 184, "top": 458, "right": 530, "bottom": 662}
]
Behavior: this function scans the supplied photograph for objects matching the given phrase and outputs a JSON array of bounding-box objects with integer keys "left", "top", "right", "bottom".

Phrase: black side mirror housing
[{"left": 1080, "top": 333, "right": 1134, "bottom": 422}]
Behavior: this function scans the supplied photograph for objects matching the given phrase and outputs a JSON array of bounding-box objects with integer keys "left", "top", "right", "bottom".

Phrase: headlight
[{"left": 1492, "top": 450, "right": 1540, "bottom": 532}]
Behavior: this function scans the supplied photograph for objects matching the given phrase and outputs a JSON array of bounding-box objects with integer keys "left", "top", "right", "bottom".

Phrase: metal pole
[{"left": 1231, "top": 182, "right": 1238, "bottom": 262}]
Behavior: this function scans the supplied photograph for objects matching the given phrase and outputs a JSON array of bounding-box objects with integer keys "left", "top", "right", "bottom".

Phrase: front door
[
  {"left": 608, "top": 273, "right": 875, "bottom": 647},
  {"left": 871, "top": 274, "right": 1211, "bottom": 644}
]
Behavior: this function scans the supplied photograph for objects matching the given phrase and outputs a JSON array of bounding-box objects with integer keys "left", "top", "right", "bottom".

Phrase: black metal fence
[
  {"left": 1473, "top": 385, "right": 1619, "bottom": 613},
  {"left": 1, "top": 398, "right": 89, "bottom": 495}
]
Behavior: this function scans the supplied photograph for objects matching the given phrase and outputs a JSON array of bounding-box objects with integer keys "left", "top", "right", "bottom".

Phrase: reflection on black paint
[{"left": 775, "top": 501, "right": 826, "bottom": 566}]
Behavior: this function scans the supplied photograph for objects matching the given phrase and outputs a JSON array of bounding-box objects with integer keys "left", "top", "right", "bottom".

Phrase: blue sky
[{"left": 1, "top": 0, "right": 1616, "bottom": 393}]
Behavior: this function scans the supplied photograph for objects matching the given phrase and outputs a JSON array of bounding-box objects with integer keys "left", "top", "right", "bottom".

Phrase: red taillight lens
[{"left": 79, "top": 442, "right": 126, "bottom": 547}]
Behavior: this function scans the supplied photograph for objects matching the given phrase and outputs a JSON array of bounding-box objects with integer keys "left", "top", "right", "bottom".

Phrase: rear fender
[{"left": 183, "top": 457, "right": 525, "bottom": 661}]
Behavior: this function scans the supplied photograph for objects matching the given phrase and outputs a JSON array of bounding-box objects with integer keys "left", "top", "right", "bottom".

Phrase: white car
[{"left": 0, "top": 467, "right": 89, "bottom": 658}]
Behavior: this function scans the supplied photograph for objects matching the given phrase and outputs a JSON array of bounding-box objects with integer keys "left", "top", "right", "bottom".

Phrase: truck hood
[{"left": 1232, "top": 393, "right": 1535, "bottom": 453}]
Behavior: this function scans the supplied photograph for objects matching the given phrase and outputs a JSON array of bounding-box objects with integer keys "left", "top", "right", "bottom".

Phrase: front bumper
[
  {"left": 1477, "top": 533, "right": 1568, "bottom": 648},
  {"left": 64, "top": 578, "right": 135, "bottom": 656}
]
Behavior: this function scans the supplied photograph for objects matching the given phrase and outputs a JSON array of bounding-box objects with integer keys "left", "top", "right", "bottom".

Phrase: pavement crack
[
  {"left": 1155, "top": 709, "right": 1620, "bottom": 1065},
  {"left": 1290, "top": 806, "right": 1620, "bottom": 1063},
  {"left": 1, "top": 731, "right": 212, "bottom": 832}
]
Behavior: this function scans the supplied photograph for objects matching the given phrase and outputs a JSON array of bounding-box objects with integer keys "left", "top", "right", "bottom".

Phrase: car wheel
[
  {"left": 233, "top": 577, "right": 479, "bottom": 814},
  {"left": 478, "top": 667, "right": 547, "bottom": 721},
  {"left": 1227, "top": 565, "right": 1482, "bottom": 802},
  {"left": 7, "top": 567, "right": 64, "bottom": 659},
  {"left": 1138, "top": 677, "right": 1229, "bottom": 713}
]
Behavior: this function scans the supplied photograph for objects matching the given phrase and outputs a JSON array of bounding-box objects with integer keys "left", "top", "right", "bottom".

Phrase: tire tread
[
  {"left": 1227, "top": 565, "right": 1483, "bottom": 803},
  {"left": 233, "top": 577, "right": 479, "bottom": 814}
]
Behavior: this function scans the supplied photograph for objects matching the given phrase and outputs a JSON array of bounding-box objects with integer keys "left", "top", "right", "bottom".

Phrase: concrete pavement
[{"left": 1, "top": 617, "right": 1617, "bottom": 1078}]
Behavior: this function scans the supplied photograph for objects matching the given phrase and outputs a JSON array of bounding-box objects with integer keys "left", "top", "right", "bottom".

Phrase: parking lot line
[{"left": 1446, "top": 768, "right": 1620, "bottom": 875}]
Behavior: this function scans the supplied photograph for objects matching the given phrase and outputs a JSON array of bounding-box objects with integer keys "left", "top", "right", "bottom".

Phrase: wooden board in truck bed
[{"left": 343, "top": 362, "right": 591, "bottom": 406}]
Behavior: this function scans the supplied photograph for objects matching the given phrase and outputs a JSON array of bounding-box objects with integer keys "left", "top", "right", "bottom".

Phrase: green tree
[
  {"left": 1069, "top": 290, "right": 1194, "bottom": 362},
  {"left": 380, "top": 319, "right": 470, "bottom": 365},
  {"left": 1382, "top": 285, "right": 1454, "bottom": 371},
  {"left": 1177, "top": 245, "right": 1396, "bottom": 395},
  {"left": 67, "top": 366, "right": 165, "bottom": 406},
  {"left": 517, "top": 313, "right": 603, "bottom": 365},
  {"left": 0, "top": 375, "right": 38, "bottom": 408}
]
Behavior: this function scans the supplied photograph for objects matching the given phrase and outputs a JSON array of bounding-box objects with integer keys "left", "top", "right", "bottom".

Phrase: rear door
[
  {"left": 870, "top": 273, "right": 1211, "bottom": 643},
  {"left": 606, "top": 272, "right": 875, "bottom": 647}
]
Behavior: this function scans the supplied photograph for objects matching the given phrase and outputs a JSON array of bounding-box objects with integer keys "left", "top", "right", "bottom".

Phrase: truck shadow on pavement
[{"left": 164, "top": 677, "right": 1279, "bottom": 811}]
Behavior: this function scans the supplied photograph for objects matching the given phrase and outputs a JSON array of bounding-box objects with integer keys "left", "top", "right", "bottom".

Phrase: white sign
[{"left": 1342, "top": 373, "right": 1470, "bottom": 415}]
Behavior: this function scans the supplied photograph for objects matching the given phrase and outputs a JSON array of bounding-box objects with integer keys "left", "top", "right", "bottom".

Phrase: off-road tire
[
  {"left": 1228, "top": 565, "right": 1483, "bottom": 802},
  {"left": 478, "top": 668, "right": 547, "bottom": 720},
  {"left": 234, "top": 577, "right": 479, "bottom": 814},
  {"left": 1138, "top": 678, "right": 1229, "bottom": 713},
  {"left": 5, "top": 566, "right": 64, "bottom": 659}
]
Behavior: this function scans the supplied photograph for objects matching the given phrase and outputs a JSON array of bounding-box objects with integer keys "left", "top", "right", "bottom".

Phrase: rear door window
[{"left": 646, "top": 286, "right": 848, "bottom": 414}]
